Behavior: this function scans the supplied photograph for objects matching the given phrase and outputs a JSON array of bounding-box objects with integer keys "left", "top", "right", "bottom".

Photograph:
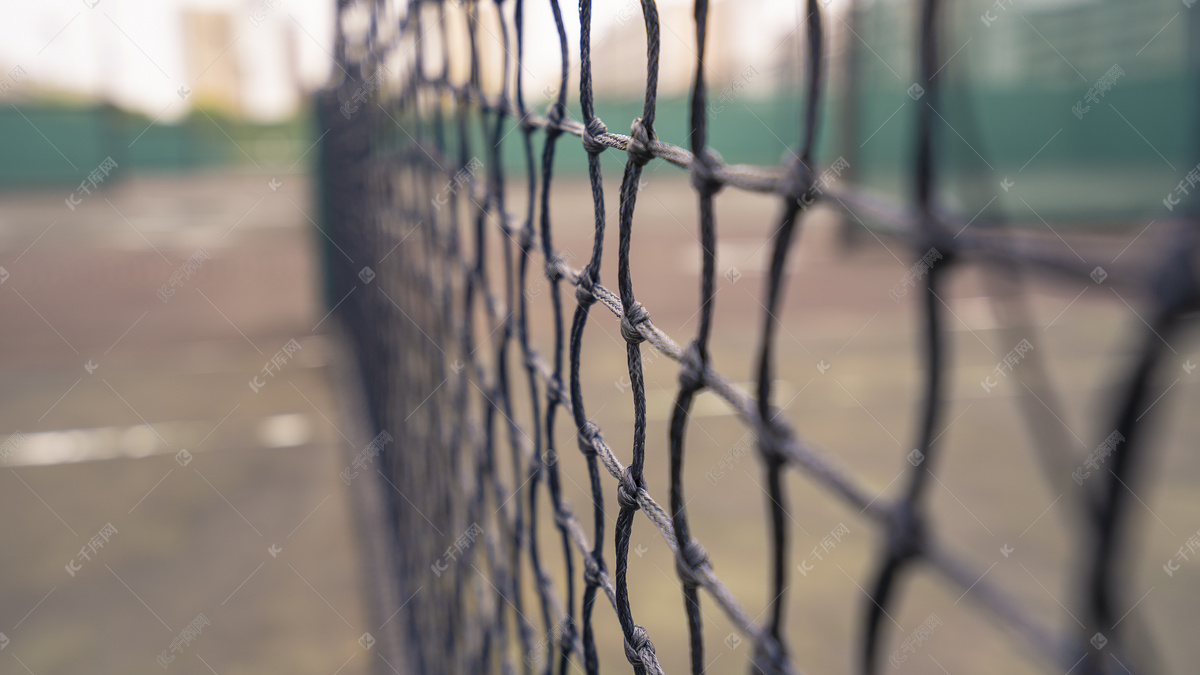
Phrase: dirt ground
[
  {"left": 0, "top": 172, "right": 373, "bottom": 675},
  {"left": 0, "top": 168, "right": 1197, "bottom": 674},
  {"left": 483, "top": 164, "right": 1200, "bottom": 675}
]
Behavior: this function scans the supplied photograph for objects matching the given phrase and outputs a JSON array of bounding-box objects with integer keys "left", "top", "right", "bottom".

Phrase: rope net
[{"left": 316, "top": 0, "right": 1199, "bottom": 673}]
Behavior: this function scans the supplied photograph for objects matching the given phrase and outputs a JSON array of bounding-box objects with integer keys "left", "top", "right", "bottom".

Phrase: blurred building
[
  {"left": 0, "top": 0, "right": 332, "bottom": 122},
  {"left": 182, "top": 11, "right": 244, "bottom": 115},
  {"left": 589, "top": 0, "right": 802, "bottom": 99}
]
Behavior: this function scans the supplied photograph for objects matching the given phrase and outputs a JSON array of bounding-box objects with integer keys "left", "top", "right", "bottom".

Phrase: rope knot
[
  {"left": 675, "top": 538, "right": 710, "bottom": 587},
  {"left": 616, "top": 466, "right": 641, "bottom": 511},
  {"left": 545, "top": 255, "right": 564, "bottom": 283},
  {"left": 575, "top": 272, "right": 597, "bottom": 307},
  {"left": 626, "top": 117, "right": 656, "bottom": 167},
  {"left": 750, "top": 635, "right": 792, "bottom": 675},
  {"left": 546, "top": 101, "right": 566, "bottom": 130},
  {"left": 582, "top": 117, "right": 608, "bottom": 155},
  {"left": 778, "top": 159, "right": 814, "bottom": 207},
  {"left": 582, "top": 558, "right": 603, "bottom": 587},
  {"left": 517, "top": 225, "right": 534, "bottom": 251},
  {"left": 887, "top": 500, "right": 925, "bottom": 562},
  {"left": 517, "top": 109, "right": 538, "bottom": 133},
  {"left": 690, "top": 147, "right": 724, "bottom": 196},
  {"left": 547, "top": 376, "right": 566, "bottom": 406},
  {"left": 623, "top": 625, "right": 653, "bottom": 667},
  {"left": 755, "top": 415, "right": 789, "bottom": 469},
  {"left": 620, "top": 300, "right": 650, "bottom": 344},
  {"left": 678, "top": 340, "right": 705, "bottom": 391},
  {"left": 576, "top": 420, "right": 600, "bottom": 455},
  {"left": 558, "top": 618, "right": 577, "bottom": 656},
  {"left": 494, "top": 94, "right": 512, "bottom": 120},
  {"left": 554, "top": 504, "right": 572, "bottom": 530}
]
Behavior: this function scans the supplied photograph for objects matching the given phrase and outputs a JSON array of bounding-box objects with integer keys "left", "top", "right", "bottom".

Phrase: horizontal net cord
[
  {"left": 391, "top": 75, "right": 782, "bottom": 192},
  {"left": 825, "top": 186, "right": 1147, "bottom": 294},
  {"left": 328, "top": 0, "right": 1191, "bottom": 671},
  {"left": 398, "top": 175, "right": 1068, "bottom": 669},
  {"left": 407, "top": 207, "right": 769, "bottom": 655},
  {"left": 402, "top": 166, "right": 1133, "bottom": 536},
  {"left": 387, "top": 131, "right": 1148, "bottom": 297}
]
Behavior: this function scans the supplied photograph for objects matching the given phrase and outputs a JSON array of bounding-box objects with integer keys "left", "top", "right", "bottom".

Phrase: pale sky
[
  {"left": 0, "top": 0, "right": 808, "bottom": 121},
  {"left": 0, "top": 0, "right": 335, "bottom": 122}
]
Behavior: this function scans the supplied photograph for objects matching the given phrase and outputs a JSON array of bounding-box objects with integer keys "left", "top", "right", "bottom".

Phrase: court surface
[{"left": 0, "top": 170, "right": 1197, "bottom": 673}]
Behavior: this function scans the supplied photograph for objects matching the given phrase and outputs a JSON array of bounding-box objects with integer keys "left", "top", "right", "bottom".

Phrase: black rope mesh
[{"left": 317, "top": 0, "right": 1200, "bottom": 673}]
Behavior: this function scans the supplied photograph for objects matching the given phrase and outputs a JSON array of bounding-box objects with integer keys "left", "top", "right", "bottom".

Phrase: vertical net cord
[
  {"left": 1079, "top": 126, "right": 1200, "bottom": 675},
  {"left": 510, "top": 2, "right": 559, "bottom": 673},
  {"left": 463, "top": 5, "right": 511, "bottom": 667},
  {"left": 861, "top": 0, "right": 946, "bottom": 672},
  {"left": 748, "top": 1, "right": 823, "bottom": 673},
  {"left": 539, "top": 2, "right": 580, "bottom": 673},
  {"left": 487, "top": 0, "right": 540, "bottom": 670},
  {"left": 458, "top": 10, "right": 489, "bottom": 666},
  {"left": 449, "top": 2, "right": 496, "bottom": 665},
  {"left": 667, "top": 1, "right": 720, "bottom": 674},
  {"left": 612, "top": 1, "right": 663, "bottom": 673},
  {"left": 573, "top": 0, "right": 609, "bottom": 674},
  {"left": 323, "top": 0, "right": 1200, "bottom": 672},
  {"left": 414, "top": 5, "right": 453, "bottom": 670},
  {"left": 1073, "top": 11, "right": 1200, "bottom": 675}
]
